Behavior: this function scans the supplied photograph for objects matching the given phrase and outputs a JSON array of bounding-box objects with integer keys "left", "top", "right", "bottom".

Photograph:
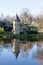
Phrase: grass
[{"left": 0, "top": 32, "right": 43, "bottom": 41}]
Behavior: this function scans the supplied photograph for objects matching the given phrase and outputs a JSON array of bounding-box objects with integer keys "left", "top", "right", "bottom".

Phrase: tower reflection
[
  {"left": 12, "top": 39, "right": 20, "bottom": 58},
  {"left": 12, "top": 40, "right": 32, "bottom": 58}
]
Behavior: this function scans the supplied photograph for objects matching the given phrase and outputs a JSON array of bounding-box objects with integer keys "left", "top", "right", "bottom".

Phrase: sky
[{"left": 0, "top": 0, "right": 43, "bottom": 17}]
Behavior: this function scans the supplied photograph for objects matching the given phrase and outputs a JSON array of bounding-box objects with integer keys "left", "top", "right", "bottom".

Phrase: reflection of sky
[
  {"left": 40, "top": 45, "right": 43, "bottom": 52},
  {"left": 29, "top": 44, "right": 38, "bottom": 58},
  {"left": 3, "top": 44, "right": 12, "bottom": 52},
  {"left": 0, "top": 45, "right": 3, "bottom": 56},
  {"left": 17, "top": 52, "right": 40, "bottom": 65},
  {"left": 0, "top": 49, "right": 17, "bottom": 65},
  {"left": 0, "top": 43, "right": 43, "bottom": 65},
  {"left": 0, "top": 48, "right": 40, "bottom": 65}
]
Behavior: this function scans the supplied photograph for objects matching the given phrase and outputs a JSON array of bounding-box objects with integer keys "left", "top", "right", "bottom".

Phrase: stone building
[{"left": 13, "top": 15, "right": 20, "bottom": 34}]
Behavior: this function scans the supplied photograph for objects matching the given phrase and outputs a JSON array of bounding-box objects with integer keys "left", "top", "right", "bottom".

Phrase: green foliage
[
  {"left": 0, "top": 27, "right": 4, "bottom": 33},
  {"left": 21, "top": 25, "right": 38, "bottom": 31},
  {"left": 0, "top": 30, "right": 43, "bottom": 41},
  {"left": 0, "top": 40, "right": 4, "bottom": 45},
  {"left": 13, "top": 33, "right": 43, "bottom": 41}
]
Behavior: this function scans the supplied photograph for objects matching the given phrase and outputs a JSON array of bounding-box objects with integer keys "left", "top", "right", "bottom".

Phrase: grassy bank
[
  {"left": 14, "top": 33, "right": 43, "bottom": 41},
  {"left": 0, "top": 32, "right": 43, "bottom": 41},
  {"left": 0, "top": 32, "right": 14, "bottom": 39}
]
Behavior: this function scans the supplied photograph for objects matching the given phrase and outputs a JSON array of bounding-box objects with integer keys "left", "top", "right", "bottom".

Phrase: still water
[{"left": 0, "top": 39, "right": 43, "bottom": 65}]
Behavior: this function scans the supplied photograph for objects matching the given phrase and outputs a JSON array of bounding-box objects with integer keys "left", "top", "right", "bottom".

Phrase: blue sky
[{"left": 0, "top": 0, "right": 43, "bottom": 16}]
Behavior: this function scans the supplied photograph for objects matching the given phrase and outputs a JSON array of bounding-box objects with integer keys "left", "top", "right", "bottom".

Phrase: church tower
[{"left": 13, "top": 14, "right": 20, "bottom": 34}]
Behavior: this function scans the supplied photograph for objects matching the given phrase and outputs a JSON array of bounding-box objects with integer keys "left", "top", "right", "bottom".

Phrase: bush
[{"left": 0, "top": 27, "right": 4, "bottom": 33}]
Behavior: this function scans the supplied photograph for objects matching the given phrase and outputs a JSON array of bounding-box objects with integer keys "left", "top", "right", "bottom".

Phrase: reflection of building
[
  {"left": 12, "top": 39, "right": 43, "bottom": 58},
  {"left": 12, "top": 39, "right": 20, "bottom": 58},
  {"left": 12, "top": 40, "right": 32, "bottom": 58}
]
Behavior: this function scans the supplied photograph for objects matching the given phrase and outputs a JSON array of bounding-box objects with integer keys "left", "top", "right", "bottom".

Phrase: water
[{"left": 0, "top": 39, "right": 43, "bottom": 65}]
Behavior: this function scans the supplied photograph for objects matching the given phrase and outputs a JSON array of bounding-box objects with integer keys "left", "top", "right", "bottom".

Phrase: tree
[
  {"left": 20, "top": 8, "right": 33, "bottom": 24},
  {"left": 36, "top": 14, "right": 43, "bottom": 31}
]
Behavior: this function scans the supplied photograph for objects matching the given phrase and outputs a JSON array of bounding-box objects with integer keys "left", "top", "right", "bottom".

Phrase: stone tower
[{"left": 13, "top": 14, "right": 20, "bottom": 34}]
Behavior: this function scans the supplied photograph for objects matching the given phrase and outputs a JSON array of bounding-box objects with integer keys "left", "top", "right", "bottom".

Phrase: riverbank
[
  {"left": 0, "top": 32, "right": 43, "bottom": 41},
  {"left": 14, "top": 33, "right": 43, "bottom": 41}
]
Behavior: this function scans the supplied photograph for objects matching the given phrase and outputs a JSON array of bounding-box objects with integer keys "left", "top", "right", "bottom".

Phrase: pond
[{"left": 0, "top": 39, "right": 43, "bottom": 65}]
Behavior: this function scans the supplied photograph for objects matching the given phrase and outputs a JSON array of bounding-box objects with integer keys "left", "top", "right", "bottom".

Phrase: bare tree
[{"left": 20, "top": 8, "right": 33, "bottom": 24}]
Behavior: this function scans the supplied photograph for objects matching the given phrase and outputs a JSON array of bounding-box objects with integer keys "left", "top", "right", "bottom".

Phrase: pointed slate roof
[{"left": 16, "top": 14, "right": 20, "bottom": 22}]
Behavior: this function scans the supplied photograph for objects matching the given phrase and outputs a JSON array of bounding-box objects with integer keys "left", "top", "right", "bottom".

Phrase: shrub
[{"left": 0, "top": 27, "right": 4, "bottom": 33}]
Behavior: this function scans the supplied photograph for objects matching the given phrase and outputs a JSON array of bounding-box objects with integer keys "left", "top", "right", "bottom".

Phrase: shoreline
[{"left": 0, "top": 32, "right": 43, "bottom": 41}]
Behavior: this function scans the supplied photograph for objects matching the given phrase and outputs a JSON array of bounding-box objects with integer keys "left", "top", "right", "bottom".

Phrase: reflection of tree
[
  {"left": 0, "top": 40, "right": 4, "bottom": 55},
  {"left": 0, "top": 45, "right": 3, "bottom": 56},
  {"left": 4, "top": 43, "right": 12, "bottom": 49},
  {"left": 20, "top": 41, "right": 31, "bottom": 51},
  {"left": 38, "top": 45, "right": 43, "bottom": 57},
  {"left": 29, "top": 44, "right": 38, "bottom": 57},
  {"left": 20, "top": 41, "right": 32, "bottom": 57},
  {"left": 20, "top": 49, "right": 29, "bottom": 57},
  {"left": 40, "top": 45, "right": 43, "bottom": 52},
  {"left": 0, "top": 40, "right": 4, "bottom": 45},
  {"left": 12, "top": 39, "right": 20, "bottom": 58}
]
